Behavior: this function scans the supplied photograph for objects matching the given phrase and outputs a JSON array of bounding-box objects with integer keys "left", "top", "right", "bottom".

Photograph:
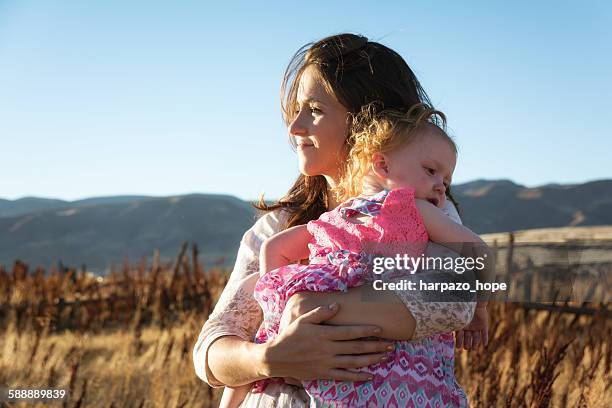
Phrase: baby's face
[{"left": 383, "top": 131, "right": 456, "bottom": 208}]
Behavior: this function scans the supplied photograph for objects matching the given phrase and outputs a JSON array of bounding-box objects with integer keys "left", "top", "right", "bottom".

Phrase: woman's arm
[
  {"left": 193, "top": 211, "right": 280, "bottom": 387},
  {"left": 416, "top": 200, "right": 491, "bottom": 349},
  {"left": 193, "top": 211, "right": 394, "bottom": 387},
  {"left": 280, "top": 284, "right": 416, "bottom": 340},
  {"left": 281, "top": 243, "right": 476, "bottom": 340},
  {"left": 207, "top": 302, "right": 395, "bottom": 386},
  {"left": 282, "top": 201, "right": 476, "bottom": 341}
]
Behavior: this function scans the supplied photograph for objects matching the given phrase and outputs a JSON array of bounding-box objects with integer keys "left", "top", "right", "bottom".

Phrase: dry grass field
[{"left": 1, "top": 228, "right": 611, "bottom": 407}]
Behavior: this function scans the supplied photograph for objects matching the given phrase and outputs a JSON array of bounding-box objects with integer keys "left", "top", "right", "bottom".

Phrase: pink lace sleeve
[{"left": 192, "top": 210, "right": 287, "bottom": 386}]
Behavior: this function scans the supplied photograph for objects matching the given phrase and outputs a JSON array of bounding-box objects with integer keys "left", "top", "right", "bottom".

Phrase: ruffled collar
[{"left": 339, "top": 190, "right": 390, "bottom": 219}]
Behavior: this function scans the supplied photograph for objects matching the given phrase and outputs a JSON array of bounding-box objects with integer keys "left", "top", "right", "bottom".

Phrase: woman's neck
[{"left": 324, "top": 175, "right": 340, "bottom": 209}]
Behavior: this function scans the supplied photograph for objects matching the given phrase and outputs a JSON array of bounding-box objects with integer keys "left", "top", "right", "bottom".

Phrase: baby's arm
[
  {"left": 260, "top": 224, "right": 312, "bottom": 276},
  {"left": 415, "top": 200, "right": 485, "bottom": 246},
  {"left": 219, "top": 385, "right": 251, "bottom": 408},
  {"left": 415, "top": 199, "right": 493, "bottom": 306}
]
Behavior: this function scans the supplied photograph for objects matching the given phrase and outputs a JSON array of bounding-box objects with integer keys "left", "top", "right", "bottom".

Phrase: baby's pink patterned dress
[{"left": 253, "top": 188, "right": 469, "bottom": 407}]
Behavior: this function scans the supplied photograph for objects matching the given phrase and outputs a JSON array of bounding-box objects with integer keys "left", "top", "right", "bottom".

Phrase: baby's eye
[{"left": 424, "top": 166, "right": 435, "bottom": 175}]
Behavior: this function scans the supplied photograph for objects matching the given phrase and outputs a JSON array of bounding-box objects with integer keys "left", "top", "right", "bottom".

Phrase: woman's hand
[
  {"left": 278, "top": 291, "right": 315, "bottom": 333},
  {"left": 280, "top": 287, "right": 417, "bottom": 340},
  {"left": 263, "top": 303, "right": 394, "bottom": 382},
  {"left": 455, "top": 305, "right": 488, "bottom": 350}
]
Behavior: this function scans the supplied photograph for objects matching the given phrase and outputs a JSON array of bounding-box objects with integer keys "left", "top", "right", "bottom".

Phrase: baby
[{"left": 221, "top": 104, "right": 488, "bottom": 408}]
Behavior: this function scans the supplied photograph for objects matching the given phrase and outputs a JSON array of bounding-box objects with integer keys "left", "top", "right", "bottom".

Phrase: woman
[{"left": 194, "top": 34, "right": 481, "bottom": 407}]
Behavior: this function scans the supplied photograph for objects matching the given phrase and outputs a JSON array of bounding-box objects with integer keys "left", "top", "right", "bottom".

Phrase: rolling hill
[
  {"left": 453, "top": 179, "right": 612, "bottom": 233},
  {"left": 0, "top": 194, "right": 256, "bottom": 273},
  {"left": 2, "top": 179, "right": 611, "bottom": 273}
]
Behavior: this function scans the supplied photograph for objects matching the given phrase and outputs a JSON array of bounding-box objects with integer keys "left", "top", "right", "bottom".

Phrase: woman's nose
[{"left": 288, "top": 111, "right": 308, "bottom": 136}]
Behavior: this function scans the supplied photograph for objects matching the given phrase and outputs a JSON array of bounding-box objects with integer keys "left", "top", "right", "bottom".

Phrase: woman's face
[{"left": 289, "top": 66, "right": 349, "bottom": 183}]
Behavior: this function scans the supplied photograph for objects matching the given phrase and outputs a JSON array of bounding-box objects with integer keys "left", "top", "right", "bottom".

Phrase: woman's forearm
[
  {"left": 281, "top": 204, "right": 474, "bottom": 341},
  {"left": 207, "top": 336, "right": 269, "bottom": 387},
  {"left": 209, "top": 310, "right": 394, "bottom": 386},
  {"left": 286, "top": 286, "right": 417, "bottom": 340}
]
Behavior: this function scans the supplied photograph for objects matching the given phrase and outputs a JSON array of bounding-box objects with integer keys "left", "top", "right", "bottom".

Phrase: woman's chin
[
  {"left": 298, "top": 162, "right": 323, "bottom": 177},
  {"left": 299, "top": 168, "right": 320, "bottom": 177},
  {"left": 298, "top": 160, "right": 339, "bottom": 180}
]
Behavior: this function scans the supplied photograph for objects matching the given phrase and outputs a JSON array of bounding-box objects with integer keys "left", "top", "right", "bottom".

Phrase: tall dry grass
[
  {"left": 456, "top": 302, "right": 610, "bottom": 407},
  {"left": 0, "top": 243, "right": 610, "bottom": 407}
]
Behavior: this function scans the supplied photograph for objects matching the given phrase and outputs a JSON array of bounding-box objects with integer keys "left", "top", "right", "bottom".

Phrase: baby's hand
[{"left": 455, "top": 305, "right": 488, "bottom": 351}]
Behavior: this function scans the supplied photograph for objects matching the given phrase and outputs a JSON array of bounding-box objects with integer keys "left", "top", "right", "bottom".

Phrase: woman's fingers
[
  {"left": 472, "top": 331, "right": 481, "bottom": 349},
  {"left": 332, "top": 340, "right": 393, "bottom": 355},
  {"left": 267, "top": 304, "right": 391, "bottom": 380},
  {"left": 463, "top": 331, "right": 473, "bottom": 350},
  {"left": 327, "top": 368, "right": 374, "bottom": 382},
  {"left": 297, "top": 304, "right": 341, "bottom": 324},
  {"left": 297, "top": 304, "right": 383, "bottom": 341},
  {"left": 324, "top": 325, "right": 382, "bottom": 341},
  {"left": 455, "top": 330, "right": 464, "bottom": 349},
  {"left": 332, "top": 354, "right": 388, "bottom": 369},
  {"left": 297, "top": 304, "right": 383, "bottom": 340},
  {"left": 456, "top": 329, "right": 489, "bottom": 351}
]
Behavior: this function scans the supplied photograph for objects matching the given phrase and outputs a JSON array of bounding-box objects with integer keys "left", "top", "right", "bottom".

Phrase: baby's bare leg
[{"left": 219, "top": 384, "right": 252, "bottom": 408}]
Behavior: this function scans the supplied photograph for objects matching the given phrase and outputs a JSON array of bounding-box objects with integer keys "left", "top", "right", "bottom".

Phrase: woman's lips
[{"left": 297, "top": 142, "right": 315, "bottom": 150}]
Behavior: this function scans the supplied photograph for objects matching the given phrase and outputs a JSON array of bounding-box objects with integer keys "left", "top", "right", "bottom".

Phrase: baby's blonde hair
[{"left": 336, "top": 103, "right": 455, "bottom": 202}]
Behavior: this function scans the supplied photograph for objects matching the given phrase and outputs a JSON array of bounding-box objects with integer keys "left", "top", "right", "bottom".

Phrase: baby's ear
[{"left": 371, "top": 152, "right": 390, "bottom": 179}]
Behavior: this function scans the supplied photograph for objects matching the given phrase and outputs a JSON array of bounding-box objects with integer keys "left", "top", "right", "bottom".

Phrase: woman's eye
[{"left": 310, "top": 106, "right": 322, "bottom": 114}]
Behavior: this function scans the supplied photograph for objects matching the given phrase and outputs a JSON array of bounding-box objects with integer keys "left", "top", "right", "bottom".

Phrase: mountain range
[
  {"left": 452, "top": 179, "right": 612, "bottom": 233},
  {"left": 0, "top": 194, "right": 255, "bottom": 273},
  {"left": 1, "top": 179, "right": 611, "bottom": 273}
]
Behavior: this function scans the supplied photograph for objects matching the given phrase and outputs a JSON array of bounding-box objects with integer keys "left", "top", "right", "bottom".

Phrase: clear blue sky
[{"left": 1, "top": 0, "right": 610, "bottom": 201}]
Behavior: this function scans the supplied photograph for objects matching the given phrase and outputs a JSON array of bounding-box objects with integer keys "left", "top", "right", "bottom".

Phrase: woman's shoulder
[
  {"left": 256, "top": 208, "right": 290, "bottom": 231},
  {"left": 442, "top": 200, "right": 462, "bottom": 224},
  {"left": 246, "top": 208, "right": 289, "bottom": 241}
]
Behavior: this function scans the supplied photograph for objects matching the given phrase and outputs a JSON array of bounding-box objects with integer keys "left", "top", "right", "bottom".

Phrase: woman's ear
[{"left": 371, "top": 152, "right": 390, "bottom": 179}]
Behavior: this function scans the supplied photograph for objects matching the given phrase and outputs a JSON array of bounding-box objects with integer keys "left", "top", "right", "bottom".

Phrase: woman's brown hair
[{"left": 256, "top": 33, "right": 457, "bottom": 227}]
